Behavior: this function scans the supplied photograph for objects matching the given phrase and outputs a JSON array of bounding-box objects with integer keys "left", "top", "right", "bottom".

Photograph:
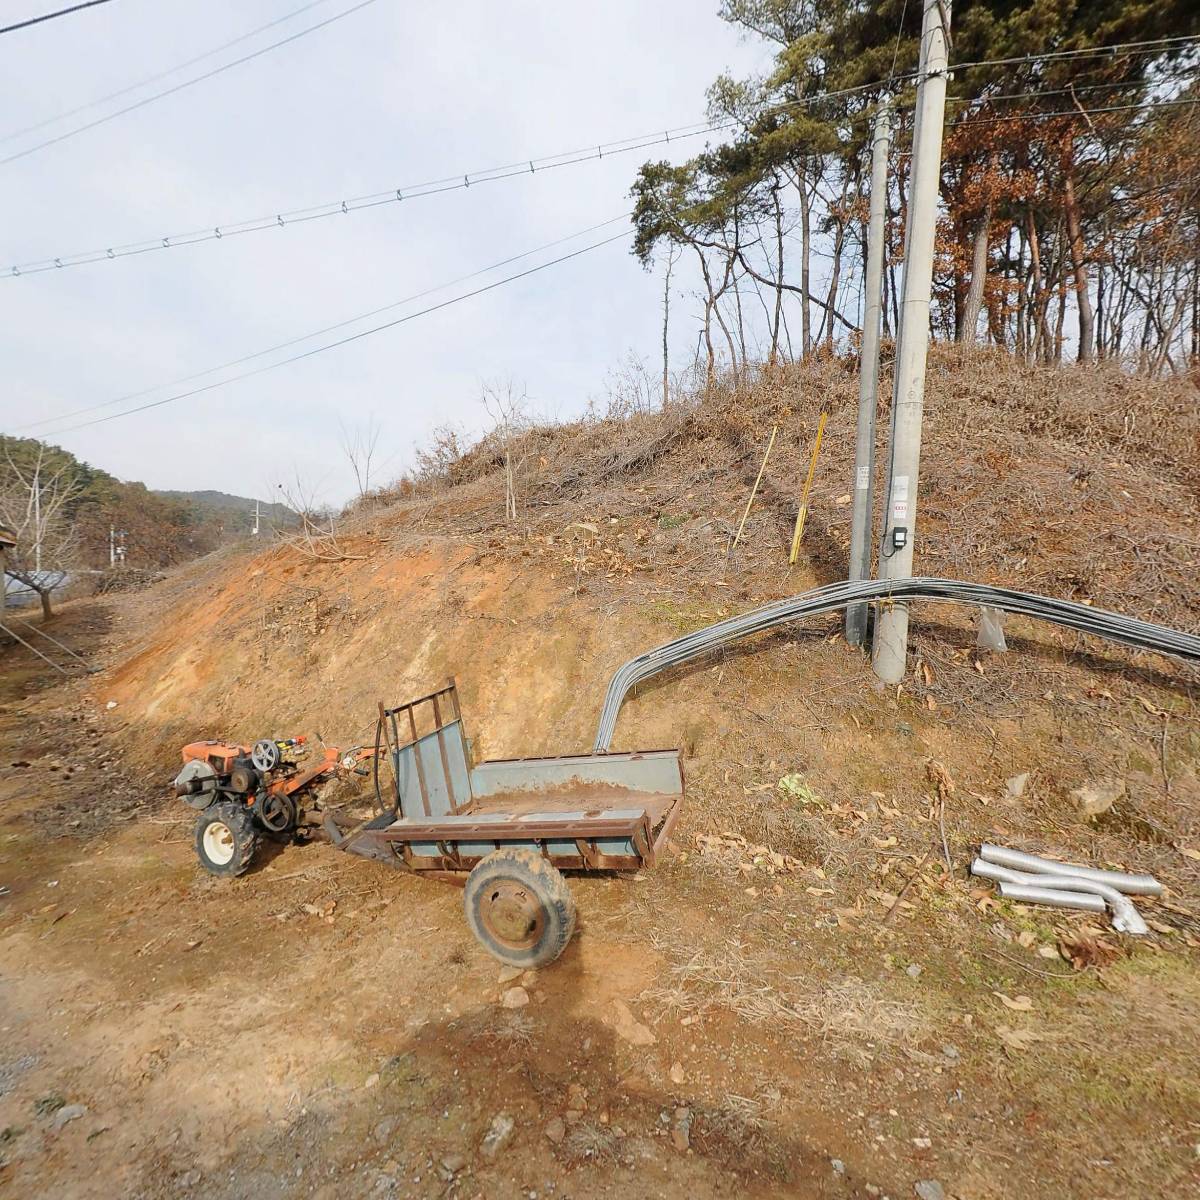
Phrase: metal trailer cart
[{"left": 322, "top": 680, "right": 684, "bottom": 968}]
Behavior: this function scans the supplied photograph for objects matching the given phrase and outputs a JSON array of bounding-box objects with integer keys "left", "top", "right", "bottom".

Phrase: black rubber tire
[
  {"left": 463, "top": 848, "right": 577, "bottom": 968},
  {"left": 194, "top": 801, "right": 261, "bottom": 878}
]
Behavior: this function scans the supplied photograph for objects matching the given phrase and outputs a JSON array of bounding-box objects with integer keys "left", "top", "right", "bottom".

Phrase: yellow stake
[
  {"left": 789, "top": 410, "right": 828, "bottom": 565},
  {"left": 730, "top": 424, "right": 778, "bottom": 553}
]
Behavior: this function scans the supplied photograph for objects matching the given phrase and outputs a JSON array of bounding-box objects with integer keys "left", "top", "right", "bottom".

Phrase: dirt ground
[{"left": 2, "top": 535, "right": 1199, "bottom": 1199}]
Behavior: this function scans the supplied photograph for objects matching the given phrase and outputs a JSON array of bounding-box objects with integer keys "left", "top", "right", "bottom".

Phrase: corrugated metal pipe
[
  {"left": 970, "top": 850, "right": 1162, "bottom": 936},
  {"left": 978, "top": 843, "right": 1163, "bottom": 897}
]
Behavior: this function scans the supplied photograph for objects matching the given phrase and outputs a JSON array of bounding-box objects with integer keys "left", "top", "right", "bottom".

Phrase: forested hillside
[
  {"left": 632, "top": 0, "right": 1200, "bottom": 372},
  {"left": 0, "top": 435, "right": 291, "bottom": 572}
]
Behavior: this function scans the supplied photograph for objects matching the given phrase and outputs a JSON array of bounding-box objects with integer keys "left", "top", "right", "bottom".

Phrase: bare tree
[
  {"left": 338, "top": 415, "right": 383, "bottom": 500},
  {"left": 0, "top": 443, "right": 81, "bottom": 620},
  {"left": 275, "top": 472, "right": 364, "bottom": 563},
  {"left": 480, "top": 380, "right": 529, "bottom": 522}
]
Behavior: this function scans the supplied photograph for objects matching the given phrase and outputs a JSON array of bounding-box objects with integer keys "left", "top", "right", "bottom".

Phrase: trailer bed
[{"left": 324, "top": 681, "right": 684, "bottom": 873}]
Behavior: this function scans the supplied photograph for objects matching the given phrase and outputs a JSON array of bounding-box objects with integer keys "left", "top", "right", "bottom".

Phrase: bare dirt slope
[{"left": 2, "top": 350, "right": 1200, "bottom": 1200}]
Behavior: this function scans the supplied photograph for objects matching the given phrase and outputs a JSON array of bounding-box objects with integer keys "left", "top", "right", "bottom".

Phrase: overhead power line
[
  {"left": 6, "top": 33, "right": 1197, "bottom": 276},
  {"left": 0, "top": 0, "right": 383, "bottom": 166},
  {"left": 944, "top": 69, "right": 1200, "bottom": 107},
  {"left": 34, "top": 226, "right": 632, "bottom": 438},
  {"left": 7, "top": 119, "right": 720, "bottom": 278},
  {"left": 949, "top": 34, "right": 1200, "bottom": 75},
  {"left": 0, "top": 0, "right": 338, "bottom": 145},
  {"left": 3, "top": 69, "right": 908, "bottom": 280},
  {"left": 950, "top": 95, "right": 1200, "bottom": 129},
  {"left": 0, "top": 0, "right": 114, "bottom": 37},
  {"left": 18, "top": 214, "right": 630, "bottom": 432}
]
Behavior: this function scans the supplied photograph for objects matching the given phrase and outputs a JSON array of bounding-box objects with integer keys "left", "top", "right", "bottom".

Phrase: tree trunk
[
  {"left": 1015, "top": 223, "right": 1028, "bottom": 359},
  {"left": 39, "top": 586, "right": 53, "bottom": 622},
  {"left": 959, "top": 202, "right": 992, "bottom": 343},
  {"left": 694, "top": 248, "right": 716, "bottom": 385},
  {"left": 822, "top": 206, "right": 846, "bottom": 348},
  {"left": 1026, "top": 211, "right": 1052, "bottom": 364},
  {"left": 661, "top": 250, "right": 674, "bottom": 408},
  {"left": 1054, "top": 275, "right": 1067, "bottom": 365},
  {"left": 769, "top": 178, "right": 784, "bottom": 364},
  {"left": 798, "top": 162, "right": 812, "bottom": 356},
  {"left": 1062, "top": 166, "right": 1094, "bottom": 362},
  {"left": 1192, "top": 228, "right": 1200, "bottom": 365},
  {"left": 700, "top": 250, "right": 739, "bottom": 380}
]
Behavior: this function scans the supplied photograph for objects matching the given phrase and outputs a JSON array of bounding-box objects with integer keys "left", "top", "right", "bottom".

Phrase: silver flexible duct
[
  {"left": 971, "top": 857, "right": 1150, "bottom": 935},
  {"left": 994, "top": 882, "right": 1107, "bottom": 914},
  {"left": 978, "top": 843, "right": 1163, "bottom": 897},
  {"left": 593, "top": 577, "right": 1200, "bottom": 752}
]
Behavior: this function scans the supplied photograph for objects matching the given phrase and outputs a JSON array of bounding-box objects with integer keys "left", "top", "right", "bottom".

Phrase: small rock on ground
[
  {"left": 1073, "top": 778, "right": 1125, "bottom": 820},
  {"left": 670, "top": 1106, "right": 691, "bottom": 1152},
  {"left": 51, "top": 1104, "right": 87, "bottom": 1131},
  {"left": 481, "top": 1113, "right": 515, "bottom": 1159},
  {"left": 612, "top": 999, "right": 656, "bottom": 1046},
  {"left": 1005, "top": 772, "right": 1029, "bottom": 799},
  {"left": 501, "top": 986, "right": 530, "bottom": 1009},
  {"left": 497, "top": 966, "right": 523, "bottom": 984},
  {"left": 544, "top": 1117, "right": 566, "bottom": 1145},
  {"left": 915, "top": 1182, "right": 945, "bottom": 1200}
]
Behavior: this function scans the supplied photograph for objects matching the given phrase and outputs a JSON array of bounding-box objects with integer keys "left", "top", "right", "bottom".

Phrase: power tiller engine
[{"left": 173, "top": 736, "right": 374, "bottom": 876}]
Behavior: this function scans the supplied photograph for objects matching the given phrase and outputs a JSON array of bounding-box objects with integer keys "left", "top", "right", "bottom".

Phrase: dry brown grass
[
  {"left": 350, "top": 345, "right": 1199, "bottom": 633},
  {"left": 560, "top": 1120, "right": 622, "bottom": 1165},
  {"left": 640, "top": 931, "right": 923, "bottom": 1061}
]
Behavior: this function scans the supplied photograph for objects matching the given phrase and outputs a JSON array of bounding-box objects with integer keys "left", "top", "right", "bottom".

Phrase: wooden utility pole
[
  {"left": 872, "top": 0, "right": 951, "bottom": 684},
  {"left": 846, "top": 98, "right": 892, "bottom": 645}
]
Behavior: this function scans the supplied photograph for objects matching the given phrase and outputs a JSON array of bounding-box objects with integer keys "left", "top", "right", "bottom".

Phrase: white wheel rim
[{"left": 202, "top": 820, "right": 236, "bottom": 866}]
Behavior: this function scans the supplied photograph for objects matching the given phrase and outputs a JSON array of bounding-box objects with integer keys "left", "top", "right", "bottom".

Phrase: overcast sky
[{"left": 0, "top": 0, "right": 771, "bottom": 506}]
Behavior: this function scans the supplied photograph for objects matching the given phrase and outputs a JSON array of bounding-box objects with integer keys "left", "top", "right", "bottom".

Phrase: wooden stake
[
  {"left": 789, "top": 410, "right": 828, "bottom": 564},
  {"left": 730, "top": 425, "right": 778, "bottom": 552}
]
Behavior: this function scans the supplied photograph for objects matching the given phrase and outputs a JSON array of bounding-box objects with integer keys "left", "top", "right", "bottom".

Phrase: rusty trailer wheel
[{"left": 464, "top": 848, "right": 576, "bottom": 968}]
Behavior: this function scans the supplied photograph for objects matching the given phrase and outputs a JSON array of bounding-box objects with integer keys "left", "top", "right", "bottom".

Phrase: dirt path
[{"left": 2, "top": 590, "right": 1199, "bottom": 1199}]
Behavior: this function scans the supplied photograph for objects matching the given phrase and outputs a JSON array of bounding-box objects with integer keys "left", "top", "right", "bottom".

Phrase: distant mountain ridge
[{"left": 151, "top": 490, "right": 298, "bottom": 534}]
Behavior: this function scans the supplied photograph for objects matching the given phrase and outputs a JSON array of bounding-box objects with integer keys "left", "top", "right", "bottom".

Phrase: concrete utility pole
[
  {"left": 846, "top": 98, "right": 892, "bottom": 646},
  {"left": 872, "top": 0, "right": 951, "bottom": 684}
]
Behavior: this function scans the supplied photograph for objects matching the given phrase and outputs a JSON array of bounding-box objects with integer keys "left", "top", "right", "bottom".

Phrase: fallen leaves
[
  {"left": 694, "top": 832, "right": 803, "bottom": 876},
  {"left": 993, "top": 991, "right": 1034, "bottom": 1012},
  {"left": 995, "top": 1024, "right": 1052, "bottom": 1053},
  {"left": 1058, "top": 930, "right": 1120, "bottom": 970},
  {"left": 776, "top": 775, "right": 822, "bottom": 805}
]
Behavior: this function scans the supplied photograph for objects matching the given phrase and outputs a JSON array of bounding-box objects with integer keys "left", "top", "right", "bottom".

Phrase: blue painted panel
[
  {"left": 460, "top": 841, "right": 498, "bottom": 856},
  {"left": 598, "top": 837, "right": 638, "bottom": 856},
  {"left": 470, "top": 749, "right": 683, "bottom": 798},
  {"left": 394, "top": 720, "right": 472, "bottom": 818}
]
